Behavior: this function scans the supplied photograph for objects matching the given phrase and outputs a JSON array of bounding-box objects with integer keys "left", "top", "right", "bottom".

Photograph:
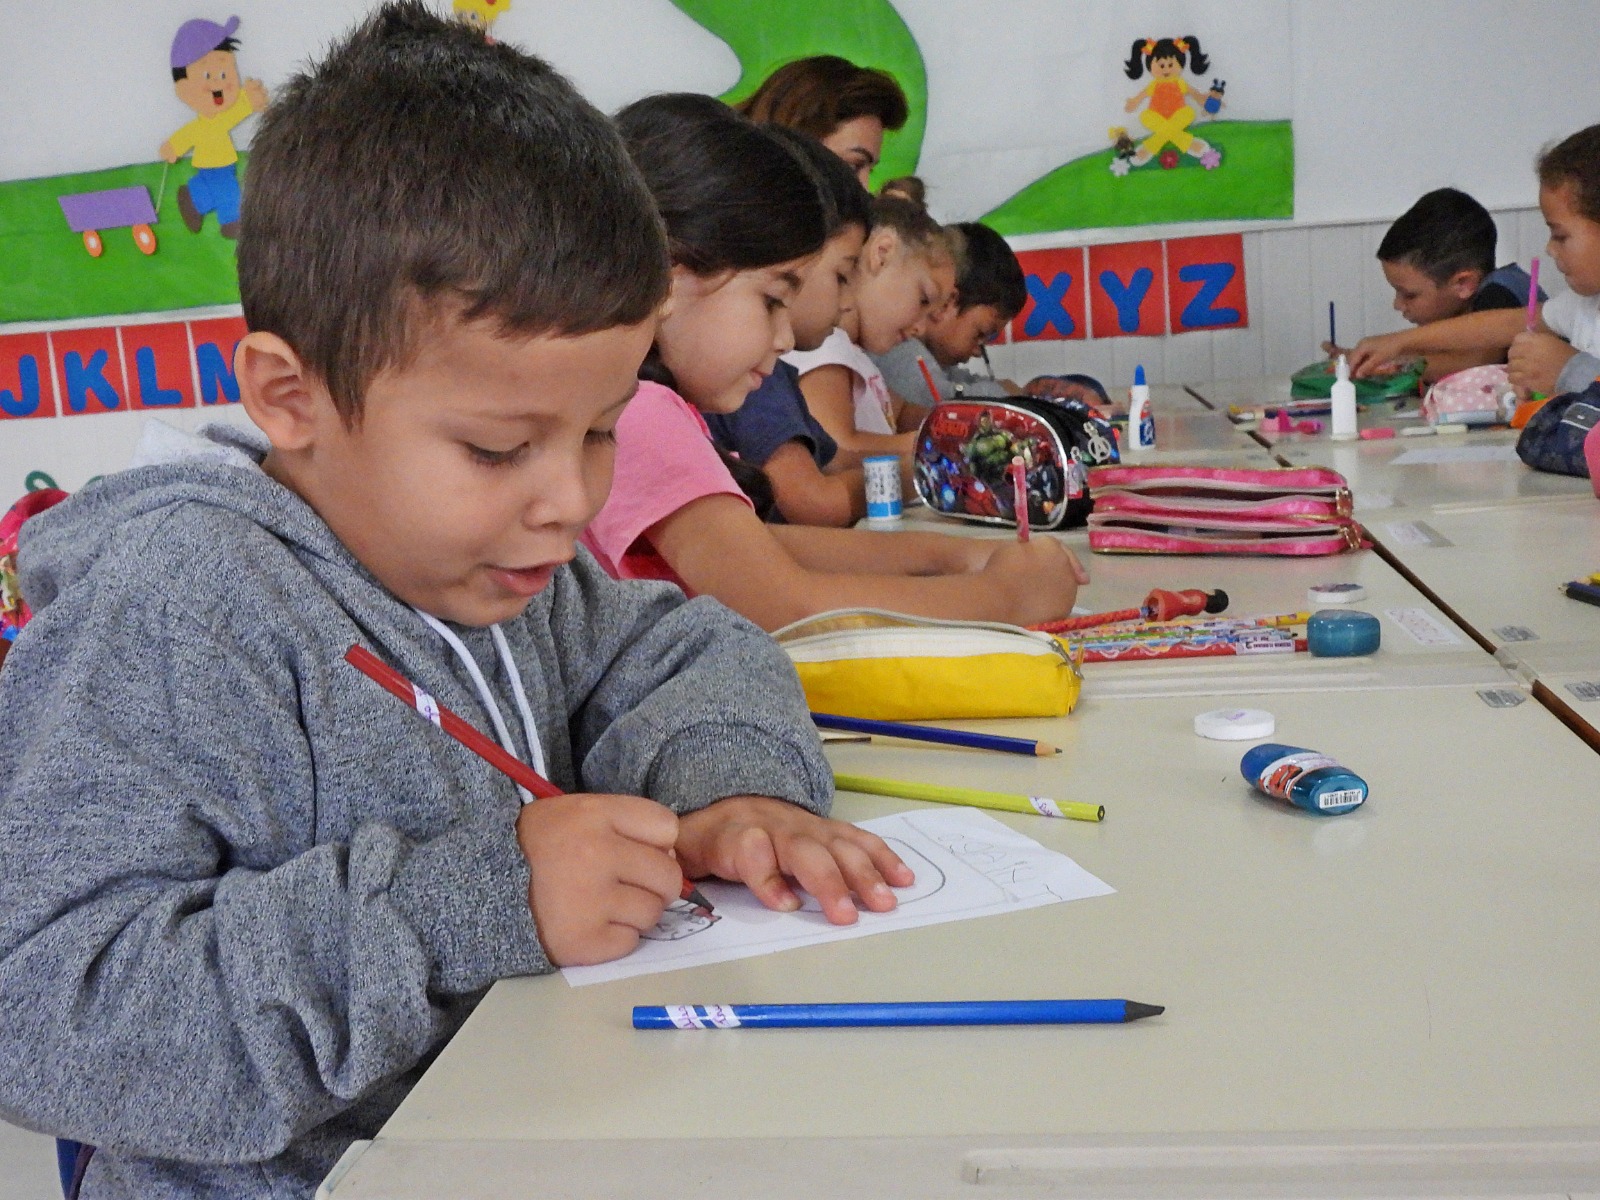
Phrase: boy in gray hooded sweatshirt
[{"left": 0, "top": 6, "right": 910, "bottom": 1197}]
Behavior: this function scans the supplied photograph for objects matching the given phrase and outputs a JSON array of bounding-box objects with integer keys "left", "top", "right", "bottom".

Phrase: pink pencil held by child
[
  {"left": 1011, "top": 455, "right": 1030, "bottom": 541},
  {"left": 1527, "top": 257, "right": 1541, "bottom": 331}
]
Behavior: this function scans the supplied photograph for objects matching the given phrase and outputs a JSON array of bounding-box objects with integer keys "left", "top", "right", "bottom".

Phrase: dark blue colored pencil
[
  {"left": 634, "top": 1000, "right": 1164, "bottom": 1029},
  {"left": 811, "top": 712, "right": 1058, "bottom": 756}
]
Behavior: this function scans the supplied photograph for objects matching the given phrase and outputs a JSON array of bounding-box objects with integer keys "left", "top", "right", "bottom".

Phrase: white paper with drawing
[{"left": 562, "top": 807, "right": 1114, "bottom": 986}]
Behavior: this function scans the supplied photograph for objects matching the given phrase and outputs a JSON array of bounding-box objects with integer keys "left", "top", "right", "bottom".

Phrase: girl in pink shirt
[{"left": 584, "top": 95, "right": 1087, "bottom": 631}]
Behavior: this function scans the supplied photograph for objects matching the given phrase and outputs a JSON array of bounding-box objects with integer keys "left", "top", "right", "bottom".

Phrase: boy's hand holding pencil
[
  {"left": 517, "top": 793, "right": 685, "bottom": 967},
  {"left": 675, "top": 796, "right": 913, "bottom": 927}
]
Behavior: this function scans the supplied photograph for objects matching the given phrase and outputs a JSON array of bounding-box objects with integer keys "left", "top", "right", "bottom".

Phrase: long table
[
  {"left": 320, "top": 376, "right": 1600, "bottom": 1200},
  {"left": 323, "top": 682, "right": 1600, "bottom": 1199}
]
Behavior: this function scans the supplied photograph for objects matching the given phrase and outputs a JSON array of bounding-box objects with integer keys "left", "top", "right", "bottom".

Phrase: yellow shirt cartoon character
[
  {"left": 1120, "top": 36, "right": 1221, "bottom": 170},
  {"left": 453, "top": 0, "right": 511, "bottom": 39},
  {"left": 159, "top": 16, "right": 268, "bottom": 238}
]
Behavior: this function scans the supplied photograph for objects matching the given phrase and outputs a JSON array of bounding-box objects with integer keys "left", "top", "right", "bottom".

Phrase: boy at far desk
[
  {"left": 0, "top": 5, "right": 907, "bottom": 1197},
  {"left": 1328, "top": 187, "right": 1539, "bottom": 382}
]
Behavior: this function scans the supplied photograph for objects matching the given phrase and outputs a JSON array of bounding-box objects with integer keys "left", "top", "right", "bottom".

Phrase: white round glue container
[
  {"left": 1309, "top": 583, "right": 1367, "bottom": 605},
  {"left": 1194, "top": 708, "right": 1277, "bottom": 741}
]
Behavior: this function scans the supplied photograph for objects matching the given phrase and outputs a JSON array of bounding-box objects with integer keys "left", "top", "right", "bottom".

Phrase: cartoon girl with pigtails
[{"left": 1123, "top": 36, "right": 1222, "bottom": 168}]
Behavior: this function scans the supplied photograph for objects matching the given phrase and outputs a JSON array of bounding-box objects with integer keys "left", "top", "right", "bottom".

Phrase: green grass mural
[
  {"left": 0, "top": 160, "right": 241, "bottom": 324},
  {"left": 983, "top": 121, "right": 1295, "bottom": 236}
]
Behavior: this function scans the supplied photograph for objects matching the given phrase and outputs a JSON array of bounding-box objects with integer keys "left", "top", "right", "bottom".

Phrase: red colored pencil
[
  {"left": 915, "top": 355, "right": 943, "bottom": 406},
  {"left": 344, "top": 645, "right": 714, "bottom": 912},
  {"left": 1010, "top": 455, "right": 1030, "bottom": 542}
]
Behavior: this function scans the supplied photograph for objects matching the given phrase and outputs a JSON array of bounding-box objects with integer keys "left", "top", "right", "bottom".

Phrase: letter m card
[
  {"left": 1167, "top": 234, "right": 1248, "bottom": 333},
  {"left": 1089, "top": 241, "right": 1167, "bottom": 338},
  {"left": 1009, "top": 247, "right": 1087, "bottom": 343}
]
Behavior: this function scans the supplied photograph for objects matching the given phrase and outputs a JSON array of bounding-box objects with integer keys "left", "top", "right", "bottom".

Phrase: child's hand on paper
[
  {"left": 982, "top": 538, "right": 1090, "bottom": 625},
  {"left": 1346, "top": 332, "right": 1411, "bottom": 378},
  {"left": 1508, "top": 330, "right": 1576, "bottom": 396},
  {"left": 516, "top": 793, "right": 682, "bottom": 967},
  {"left": 676, "top": 796, "right": 914, "bottom": 926}
]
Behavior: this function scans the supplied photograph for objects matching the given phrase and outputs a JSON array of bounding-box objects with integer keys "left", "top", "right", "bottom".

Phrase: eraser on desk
[
  {"left": 1194, "top": 708, "right": 1276, "bottom": 741},
  {"left": 1307, "top": 610, "right": 1381, "bottom": 657},
  {"left": 1359, "top": 427, "right": 1396, "bottom": 440}
]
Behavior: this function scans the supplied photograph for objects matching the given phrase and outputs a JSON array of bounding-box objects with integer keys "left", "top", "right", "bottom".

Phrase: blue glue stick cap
[
  {"left": 1134, "top": 364, "right": 1146, "bottom": 386},
  {"left": 1306, "top": 609, "right": 1381, "bottom": 657}
]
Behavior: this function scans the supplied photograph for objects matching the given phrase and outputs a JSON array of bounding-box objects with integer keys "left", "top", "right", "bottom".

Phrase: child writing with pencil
[
  {"left": 583, "top": 94, "right": 1088, "bottom": 632},
  {"left": 704, "top": 126, "right": 880, "bottom": 526},
  {"left": 0, "top": 9, "right": 908, "bottom": 1197},
  {"left": 1347, "top": 126, "right": 1600, "bottom": 399},
  {"left": 1326, "top": 188, "right": 1538, "bottom": 382}
]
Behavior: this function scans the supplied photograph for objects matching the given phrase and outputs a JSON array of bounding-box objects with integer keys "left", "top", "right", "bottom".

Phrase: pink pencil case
[{"left": 1085, "top": 465, "right": 1364, "bottom": 556}]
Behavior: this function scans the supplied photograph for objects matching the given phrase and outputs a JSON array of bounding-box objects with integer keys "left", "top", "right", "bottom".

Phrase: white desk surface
[
  {"left": 331, "top": 684, "right": 1600, "bottom": 1199},
  {"left": 1358, "top": 494, "right": 1600, "bottom": 659},
  {"left": 1189, "top": 378, "right": 1593, "bottom": 513}
]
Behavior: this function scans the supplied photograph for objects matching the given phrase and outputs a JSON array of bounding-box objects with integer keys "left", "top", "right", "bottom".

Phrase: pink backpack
[{"left": 1, "top": 488, "right": 69, "bottom": 647}]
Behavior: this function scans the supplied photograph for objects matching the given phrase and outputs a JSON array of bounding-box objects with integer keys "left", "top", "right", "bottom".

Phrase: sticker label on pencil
[
  {"left": 666, "top": 1005, "right": 741, "bottom": 1029},
  {"left": 1029, "top": 797, "right": 1064, "bottom": 818},
  {"left": 411, "top": 685, "right": 442, "bottom": 727}
]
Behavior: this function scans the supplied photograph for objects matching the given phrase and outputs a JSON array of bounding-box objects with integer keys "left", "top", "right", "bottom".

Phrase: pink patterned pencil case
[{"left": 1085, "top": 465, "right": 1364, "bottom": 556}]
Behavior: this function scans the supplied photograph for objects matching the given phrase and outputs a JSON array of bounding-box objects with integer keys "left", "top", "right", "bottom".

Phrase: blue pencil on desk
[
  {"left": 634, "top": 999, "right": 1164, "bottom": 1030},
  {"left": 1561, "top": 579, "right": 1600, "bottom": 608},
  {"left": 811, "top": 712, "right": 1058, "bottom": 757}
]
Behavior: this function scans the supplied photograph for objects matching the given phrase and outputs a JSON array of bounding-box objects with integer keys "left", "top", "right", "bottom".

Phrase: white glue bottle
[
  {"left": 1330, "top": 354, "right": 1358, "bottom": 441},
  {"left": 1127, "top": 364, "right": 1155, "bottom": 454}
]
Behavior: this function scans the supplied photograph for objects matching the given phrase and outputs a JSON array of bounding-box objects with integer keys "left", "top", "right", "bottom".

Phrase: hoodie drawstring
[{"left": 413, "top": 610, "right": 548, "bottom": 804}]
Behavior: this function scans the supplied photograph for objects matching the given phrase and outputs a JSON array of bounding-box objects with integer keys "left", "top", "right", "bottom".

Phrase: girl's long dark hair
[
  {"left": 1124, "top": 36, "right": 1209, "bottom": 79},
  {"left": 617, "top": 93, "right": 828, "bottom": 519}
]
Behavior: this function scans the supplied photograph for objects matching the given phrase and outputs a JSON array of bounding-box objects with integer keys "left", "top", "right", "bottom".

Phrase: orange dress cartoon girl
[{"left": 1122, "top": 36, "right": 1222, "bottom": 169}]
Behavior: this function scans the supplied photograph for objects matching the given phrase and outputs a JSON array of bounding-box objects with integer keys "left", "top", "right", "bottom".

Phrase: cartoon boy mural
[{"left": 159, "top": 17, "right": 268, "bottom": 239}]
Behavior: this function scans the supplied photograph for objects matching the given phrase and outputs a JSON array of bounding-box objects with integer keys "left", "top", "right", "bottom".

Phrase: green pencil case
[{"left": 1291, "top": 358, "right": 1423, "bottom": 403}]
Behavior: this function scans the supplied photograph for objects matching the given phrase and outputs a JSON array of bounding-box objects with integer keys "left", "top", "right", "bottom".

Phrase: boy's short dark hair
[
  {"left": 238, "top": 1, "right": 669, "bottom": 422},
  {"left": 763, "top": 125, "right": 872, "bottom": 237},
  {"left": 1377, "top": 188, "right": 1497, "bottom": 283},
  {"left": 1538, "top": 124, "right": 1600, "bottom": 224},
  {"left": 950, "top": 221, "right": 1026, "bottom": 319},
  {"left": 172, "top": 36, "right": 239, "bottom": 82}
]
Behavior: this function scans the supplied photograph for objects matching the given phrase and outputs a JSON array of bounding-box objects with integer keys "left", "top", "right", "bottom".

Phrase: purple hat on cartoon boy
[{"left": 170, "top": 16, "right": 241, "bottom": 71}]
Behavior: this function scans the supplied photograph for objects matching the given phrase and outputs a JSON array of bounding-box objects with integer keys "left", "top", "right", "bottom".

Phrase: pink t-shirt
[{"left": 582, "top": 381, "right": 753, "bottom": 590}]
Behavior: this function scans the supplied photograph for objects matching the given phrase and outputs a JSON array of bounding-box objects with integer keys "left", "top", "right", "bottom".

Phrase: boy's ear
[
  {"left": 1448, "top": 269, "right": 1482, "bottom": 300},
  {"left": 236, "top": 332, "right": 333, "bottom": 450}
]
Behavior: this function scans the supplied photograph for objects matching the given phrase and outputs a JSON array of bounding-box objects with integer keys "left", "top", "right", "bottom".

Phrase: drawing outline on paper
[{"left": 564, "top": 807, "right": 1114, "bottom": 987}]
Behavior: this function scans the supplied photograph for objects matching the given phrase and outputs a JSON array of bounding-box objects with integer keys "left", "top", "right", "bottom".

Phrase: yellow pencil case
[{"left": 772, "top": 609, "right": 1082, "bottom": 721}]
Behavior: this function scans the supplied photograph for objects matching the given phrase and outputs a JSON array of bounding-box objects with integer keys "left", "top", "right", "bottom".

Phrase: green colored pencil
[{"left": 833, "top": 772, "right": 1103, "bottom": 822}]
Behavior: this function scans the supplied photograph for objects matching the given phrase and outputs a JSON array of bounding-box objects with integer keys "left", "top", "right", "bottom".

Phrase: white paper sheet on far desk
[
  {"left": 562, "top": 807, "right": 1113, "bottom": 986},
  {"left": 1389, "top": 444, "right": 1522, "bottom": 466}
]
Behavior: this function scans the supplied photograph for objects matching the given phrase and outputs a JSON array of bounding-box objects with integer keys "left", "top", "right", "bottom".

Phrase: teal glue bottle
[{"left": 1239, "top": 743, "right": 1367, "bottom": 815}]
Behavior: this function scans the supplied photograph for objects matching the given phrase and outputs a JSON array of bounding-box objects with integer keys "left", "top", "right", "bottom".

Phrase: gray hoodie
[{"left": 0, "top": 424, "right": 830, "bottom": 1198}]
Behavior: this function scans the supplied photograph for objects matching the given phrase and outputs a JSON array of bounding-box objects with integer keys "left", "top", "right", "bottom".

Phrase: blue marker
[{"left": 634, "top": 999, "right": 1164, "bottom": 1030}]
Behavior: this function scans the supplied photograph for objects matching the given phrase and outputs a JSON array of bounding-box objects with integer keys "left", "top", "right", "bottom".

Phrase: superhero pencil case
[
  {"left": 1084, "top": 465, "right": 1363, "bottom": 556},
  {"left": 912, "top": 397, "right": 1117, "bottom": 532},
  {"left": 772, "top": 609, "right": 1082, "bottom": 721}
]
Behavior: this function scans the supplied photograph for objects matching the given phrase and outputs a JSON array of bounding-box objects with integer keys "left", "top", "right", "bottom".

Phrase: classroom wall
[{"left": 2, "top": 1, "right": 1596, "bottom": 492}]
